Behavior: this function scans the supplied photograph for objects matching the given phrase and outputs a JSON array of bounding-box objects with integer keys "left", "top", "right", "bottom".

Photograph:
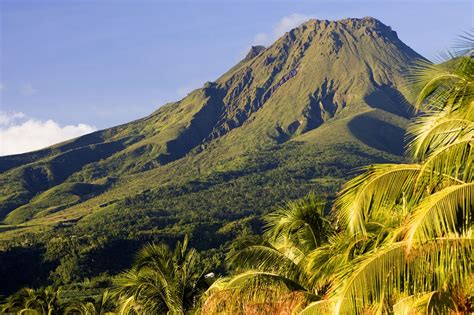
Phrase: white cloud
[
  {"left": 0, "top": 112, "right": 96, "bottom": 156},
  {"left": 0, "top": 111, "right": 25, "bottom": 126},
  {"left": 253, "top": 13, "right": 314, "bottom": 46},
  {"left": 0, "top": 83, "right": 5, "bottom": 92},
  {"left": 20, "top": 83, "right": 38, "bottom": 96}
]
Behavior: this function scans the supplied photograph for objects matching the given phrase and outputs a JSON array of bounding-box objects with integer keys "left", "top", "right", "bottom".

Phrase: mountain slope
[{"left": 0, "top": 17, "right": 422, "bottom": 255}]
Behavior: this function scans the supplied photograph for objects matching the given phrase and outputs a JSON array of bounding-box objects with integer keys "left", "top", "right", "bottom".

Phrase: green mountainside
[{"left": 0, "top": 17, "right": 424, "bottom": 292}]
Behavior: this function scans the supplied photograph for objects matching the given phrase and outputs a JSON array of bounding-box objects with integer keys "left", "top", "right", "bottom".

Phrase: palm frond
[
  {"left": 135, "top": 242, "right": 172, "bottom": 271},
  {"left": 201, "top": 271, "right": 319, "bottom": 314},
  {"left": 393, "top": 291, "right": 438, "bottom": 315},
  {"left": 452, "top": 29, "right": 474, "bottom": 57},
  {"left": 113, "top": 267, "right": 167, "bottom": 312},
  {"left": 393, "top": 290, "right": 459, "bottom": 315},
  {"left": 410, "top": 57, "right": 473, "bottom": 112},
  {"left": 265, "top": 193, "right": 330, "bottom": 252},
  {"left": 334, "top": 235, "right": 473, "bottom": 314},
  {"left": 407, "top": 110, "right": 474, "bottom": 161},
  {"left": 420, "top": 136, "right": 473, "bottom": 182},
  {"left": 334, "top": 241, "right": 407, "bottom": 314},
  {"left": 224, "top": 270, "right": 307, "bottom": 291},
  {"left": 227, "top": 244, "right": 307, "bottom": 286},
  {"left": 334, "top": 164, "right": 422, "bottom": 236},
  {"left": 405, "top": 183, "right": 474, "bottom": 246},
  {"left": 300, "top": 299, "right": 336, "bottom": 315},
  {"left": 305, "top": 231, "right": 376, "bottom": 292}
]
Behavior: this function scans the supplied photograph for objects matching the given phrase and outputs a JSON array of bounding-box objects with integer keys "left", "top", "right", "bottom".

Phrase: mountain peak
[
  {"left": 288, "top": 16, "right": 397, "bottom": 40},
  {"left": 301, "top": 16, "right": 388, "bottom": 28}
]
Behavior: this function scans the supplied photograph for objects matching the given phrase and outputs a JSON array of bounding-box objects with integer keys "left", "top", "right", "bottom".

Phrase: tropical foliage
[
  {"left": 202, "top": 194, "right": 329, "bottom": 313},
  {"left": 112, "top": 235, "right": 210, "bottom": 314},
  {"left": 1, "top": 38, "right": 472, "bottom": 315},
  {"left": 65, "top": 291, "right": 116, "bottom": 315},
  {"left": 201, "top": 45, "right": 474, "bottom": 314},
  {"left": 0, "top": 286, "right": 65, "bottom": 315},
  {"left": 0, "top": 287, "right": 116, "bottom": 315},
  {"left": 326, "top": 50, "right": 473, "bottom": 315}
]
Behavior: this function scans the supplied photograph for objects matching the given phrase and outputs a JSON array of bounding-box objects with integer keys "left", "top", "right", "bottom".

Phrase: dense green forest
[{"left": 0, "top": 141, "right": 395, "bottom": 295}]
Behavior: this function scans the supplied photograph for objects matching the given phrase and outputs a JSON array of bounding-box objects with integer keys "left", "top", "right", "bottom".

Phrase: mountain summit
[{"left": 0, "top": 18, "right": 422, "bottom": 250}]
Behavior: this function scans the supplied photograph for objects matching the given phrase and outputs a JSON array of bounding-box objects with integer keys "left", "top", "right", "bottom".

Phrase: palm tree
[
  {"left": 113, "top": 236, "right": 209, "bottom": 314},
  {"left": 302, "top": 48, "right": 473, "bottom": 314},
  {"left": 201, "top": 194, "right": 329, "bottom": 314},
  {"left": 65, "top": 290, "right": 116, "bottom": 315},
  {"left": 0, "top": 286, "right": 67, "bottom": 315}
]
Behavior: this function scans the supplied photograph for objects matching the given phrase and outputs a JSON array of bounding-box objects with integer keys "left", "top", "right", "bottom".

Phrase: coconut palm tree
[
  {"left": 201, "top": 194, "right": 329, "bottom": 314},
  {"left": 113, "top": 236, "right": 209, "bottom": 315},
  {"left": 301, "top": 49, "right": 473, "bottom": 314},
  {"left": 0, "top": 286, "right": 67, "bottom": 315}
]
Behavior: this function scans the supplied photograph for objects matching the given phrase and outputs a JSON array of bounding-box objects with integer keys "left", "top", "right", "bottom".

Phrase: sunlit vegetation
[
  {"left": 201, "top": 45, "right": 474, "bottom": 314},
  {"left": 112, "top": 236, "right": 210, "bottom": 314},
  {"left": 1, "top": 30, "right": 472, "bottom": 315}
]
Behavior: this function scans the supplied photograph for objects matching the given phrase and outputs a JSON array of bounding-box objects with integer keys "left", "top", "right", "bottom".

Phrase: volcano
[{"left": 0, "top": 17, "right": 422, "bottom": 256}]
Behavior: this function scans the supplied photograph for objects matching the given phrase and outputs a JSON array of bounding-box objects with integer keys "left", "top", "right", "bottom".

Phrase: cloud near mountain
[
  {"left": 253, "top": 13, "right": 314, "bottom": 45},
  {"left": 0, "top": 111, "right": 96, "bottom": 156}
]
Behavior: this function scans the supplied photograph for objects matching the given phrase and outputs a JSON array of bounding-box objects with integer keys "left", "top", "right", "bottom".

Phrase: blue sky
[{"left": 0, "top": 0, "right": 472, "bottom": 155}]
